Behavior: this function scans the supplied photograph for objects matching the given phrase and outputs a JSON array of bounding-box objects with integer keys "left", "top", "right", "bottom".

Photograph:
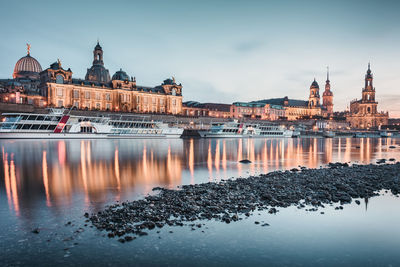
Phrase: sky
[{"left": 0, "top": 0, "right": 399, "bottom": 117}]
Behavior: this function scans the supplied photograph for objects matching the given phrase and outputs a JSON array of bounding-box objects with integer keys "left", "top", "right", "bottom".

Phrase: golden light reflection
[
  {"left": 42, "top": 151, "right": 51, "bottom": 207},
  {"left": 80, "top": 140, "right": 89, "bottom": 205},
  {"left": 222, "top": 140, "right": 227, "bottom": 173},
  {"left": 1, "top": 137, "right": 397, "bottom": 216},
  {"left": 189, "top": 139, "right": 194, "bottom": 182},
  {"left": 58, "top": 141, "right": 66, "bottom": 165},
  {"left": 214, "top": 140, "right": 220, "bottom": 175},
  {"left": 3, "top": 148, "right": 12, "bottom": 210},
  {"left": 9, "top": 154, "right": 20, "bottom": 216},
  {"left": 114, "top": 148, "right": 121, "bottom": 190},
  {"left": 237, "top": 139, "right": 243, "bottom": 176},
  {"left": 207, "top": 141, "right": 213, "bottom": 180}
]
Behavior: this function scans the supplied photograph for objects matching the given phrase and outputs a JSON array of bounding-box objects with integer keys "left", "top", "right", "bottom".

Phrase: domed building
[
  {"left": 0, "top": 44, "right": 45, "bottom": 105},
  {"left": 13, "top": 50, "right": 42, "bottom": 80},
  {"left": 1, "top": 41, "right": 183, "bottom": 114},
  {"left": 37, "top": 41, "right": 183, "bottom": 114},
  {"left": 85, "top": 42, "right": 111, "bottom": 83},
  {"left": 112, "top": 69, "right": 130, "bottom": 81}
]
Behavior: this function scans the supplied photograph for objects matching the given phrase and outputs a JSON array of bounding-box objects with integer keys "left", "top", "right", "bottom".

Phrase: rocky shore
[{"left": 89, "top": 162, "right": 400, "bottom": 242}]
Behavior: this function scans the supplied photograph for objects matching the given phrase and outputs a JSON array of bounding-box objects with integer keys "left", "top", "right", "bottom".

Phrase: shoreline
[{"left": 89, "top": 161, "right": 400, "bottom": 242}]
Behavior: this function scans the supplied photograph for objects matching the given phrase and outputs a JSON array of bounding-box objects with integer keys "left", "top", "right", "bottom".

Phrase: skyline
[{"left": 1, "top": 0, "right": 399, "bottom": 117}]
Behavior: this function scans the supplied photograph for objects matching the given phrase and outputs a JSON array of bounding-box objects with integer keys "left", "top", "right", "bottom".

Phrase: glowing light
[{"left": 42, "top": 151, "right": 51, "bottom": 207}]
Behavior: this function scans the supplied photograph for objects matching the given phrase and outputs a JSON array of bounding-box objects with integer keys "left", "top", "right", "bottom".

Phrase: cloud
[{"left": 234, "top": 40, "right": 265, "bottom": 53}]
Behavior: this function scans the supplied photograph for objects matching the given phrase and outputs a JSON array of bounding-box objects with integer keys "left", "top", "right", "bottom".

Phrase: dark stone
[
  {"left": 124, "top": 236, "right": 135, "bottom": 242},
  {"left": 32, "top": 228, "right": 40, "bottom": 234},
  {"left": 239, "top": 159, "right": 251, "bottom": 164}
]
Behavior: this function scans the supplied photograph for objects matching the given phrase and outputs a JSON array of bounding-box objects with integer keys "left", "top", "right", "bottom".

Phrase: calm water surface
[{"left": 1, "top": 137, "right": 400, "bottom": 266}]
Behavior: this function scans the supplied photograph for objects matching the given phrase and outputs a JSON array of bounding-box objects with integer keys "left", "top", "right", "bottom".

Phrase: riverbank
[{"left": 89, "top": 161, "right": 400, "bottom": 242}]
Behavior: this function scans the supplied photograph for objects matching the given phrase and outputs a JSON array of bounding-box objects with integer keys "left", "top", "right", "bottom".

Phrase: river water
[{"left": 1, "top": 137, "right": 400, "bottom": 266}]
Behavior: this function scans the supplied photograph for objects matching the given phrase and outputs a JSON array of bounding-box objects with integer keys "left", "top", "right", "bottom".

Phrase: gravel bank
[{"left": 89, "top": 162, "right": 400, "bottom": 242}]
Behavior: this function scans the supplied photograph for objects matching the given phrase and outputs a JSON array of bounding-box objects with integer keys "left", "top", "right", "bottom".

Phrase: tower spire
[
  {"left": 326, "top": 66, "right": 329, "bottom": 81},
  {"left": 26, "top": 43, "right": 31, "bottom": 55}
]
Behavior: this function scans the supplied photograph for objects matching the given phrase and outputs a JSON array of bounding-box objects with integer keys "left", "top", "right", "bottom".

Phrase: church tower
[
  {"left": 85, "top": 41, "right": 111, "bottom": 83},
  {"left": 308, "top": 79, "right": 320, "bottom": 108},
  {"left": 322, "top": 67, "right": 334, "bottom": 115},
  {"left": 362, "top": 63, "right": 376, "bottom": 104}
]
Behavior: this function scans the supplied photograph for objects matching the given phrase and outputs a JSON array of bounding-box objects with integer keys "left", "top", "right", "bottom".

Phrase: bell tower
[
  {"left": 362, "top": 63, "right": 375, "bottom": 102},
  {"left": 322, "top": 67, "right": 334, "bottom": 115},
  {"left": 85, "top": 41, "right": 110, "bottom": 83},
  {"left": 308, "top": 79, "right": 320, "bottom": 108},
  {"left": 93, "top": 41, "right": 104, "bottom": 66}
]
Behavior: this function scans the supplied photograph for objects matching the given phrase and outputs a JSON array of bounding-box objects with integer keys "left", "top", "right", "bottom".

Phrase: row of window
[{"left": 57, "top": 88, "right": 176, "bottom": 105}]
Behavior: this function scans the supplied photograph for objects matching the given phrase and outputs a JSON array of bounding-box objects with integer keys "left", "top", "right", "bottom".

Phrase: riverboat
[
  {"left": 0, "top": 109, "right": 183, "bottom": 139},
  {"left": 198, "top": 121, "right": 293, "bottom": 138}
]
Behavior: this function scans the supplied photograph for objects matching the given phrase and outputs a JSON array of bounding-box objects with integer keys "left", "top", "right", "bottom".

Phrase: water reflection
[{"left": 1, "top": 138, "right": 399, "bottom": 218}]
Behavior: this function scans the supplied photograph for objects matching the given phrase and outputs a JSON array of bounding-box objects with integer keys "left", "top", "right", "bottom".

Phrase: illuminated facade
[
  {"left": 182, "top": 102, "right": 231, "bottom": 118},
  {"left": 346, "top": 64, "right": 388, "bottom": 128},
  {"left": 1, "top": 43, "right": 183, "bottom": 115},
  {"left": 231, "top": 102, "right": 285, "bottom": 120},
  {"left": 0, "top": 44, "right": 46, "bottom": 106}
]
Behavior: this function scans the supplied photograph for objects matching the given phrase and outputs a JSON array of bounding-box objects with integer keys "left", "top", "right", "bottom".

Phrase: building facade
[
  {"left": 231, "top": 102, "right": 285, "bottom": 120},
  {"left": 346, "top": 64, "right": 388, "bottom": 129},
  {"left": 182, "top": 101, "right": 231, "bottom": 118},
  {"left": 1, "top": 43, "right": 183, "bottom": 115}
]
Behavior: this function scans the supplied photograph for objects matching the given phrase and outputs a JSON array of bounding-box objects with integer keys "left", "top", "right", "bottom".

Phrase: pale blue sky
[{"left": 1, "top": 0, "right": 399, "bottom": 116}]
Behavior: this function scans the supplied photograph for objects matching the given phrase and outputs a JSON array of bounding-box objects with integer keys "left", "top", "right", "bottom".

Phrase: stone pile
[{"left": 89, "top": 162, "right": 400, "bottom": 242}]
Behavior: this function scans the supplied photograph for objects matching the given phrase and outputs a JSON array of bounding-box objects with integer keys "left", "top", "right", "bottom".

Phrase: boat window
[{"left": 31, "top": 124, "right": 40, "bottom": 130}]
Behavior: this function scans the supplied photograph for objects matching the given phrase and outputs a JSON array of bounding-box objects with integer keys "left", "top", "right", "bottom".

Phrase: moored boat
[
  {"left": 198, "top": 121, "right": 293, "bottom": 138},
  {"left": 0, "top": 109, "right": 183, "bottom": 139}
]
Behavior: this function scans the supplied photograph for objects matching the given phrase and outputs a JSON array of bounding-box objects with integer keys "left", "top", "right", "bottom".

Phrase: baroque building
[
  {"left": 1, "top": 42, "right": 183, "bottom": 114},
  {"left": 0, "top": 44, "right": 44, "bottom": 105},
  {"left": 346, "top": 64, "right": 388, "bottom": 128}
]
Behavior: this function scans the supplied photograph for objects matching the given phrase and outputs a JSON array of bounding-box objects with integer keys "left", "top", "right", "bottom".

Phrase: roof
[
  {"left": 183, "top": 101, "right": 231, "bottom": 112},
  {"left": 254, "top": 98, "right": 309, "bottom": 107},
  {"left": 232, "top": 102, "right": 265, "bottom": 108}
]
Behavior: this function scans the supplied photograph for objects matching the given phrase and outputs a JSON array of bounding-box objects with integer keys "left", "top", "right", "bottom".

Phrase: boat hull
[
  {"left": 0, "top": 132, "right": 183, "bottom": 139},
  {"left": 198, "top": 131, "right": 292, "bottom": 138}
]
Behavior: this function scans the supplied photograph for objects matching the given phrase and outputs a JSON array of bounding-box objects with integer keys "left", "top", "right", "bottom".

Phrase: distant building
[
  {"left": 247, "top": 71, "right": 334, "bottom": 120},
  {"left": 182, "top": 101, "right": 231, "bottom": 118},
  {"left": 231, "top": 102, "right": 285, "bottom": 120},
  {"left": 0, "top": 42, "right": 183, "bottom": 115},
  {"left": 346, "top": 64, "right": 388, "bottom": 129}
]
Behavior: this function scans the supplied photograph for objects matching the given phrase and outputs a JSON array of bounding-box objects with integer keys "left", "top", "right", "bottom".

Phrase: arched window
[
  {"left": 171, "top": 88, "right": 176, "bottom": 96},
  {"left": 367, "top": 107, "right": 371, "bottom": 113},
  {"left": 56, "top": 74, "right": 64, "bottom": 84}
]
